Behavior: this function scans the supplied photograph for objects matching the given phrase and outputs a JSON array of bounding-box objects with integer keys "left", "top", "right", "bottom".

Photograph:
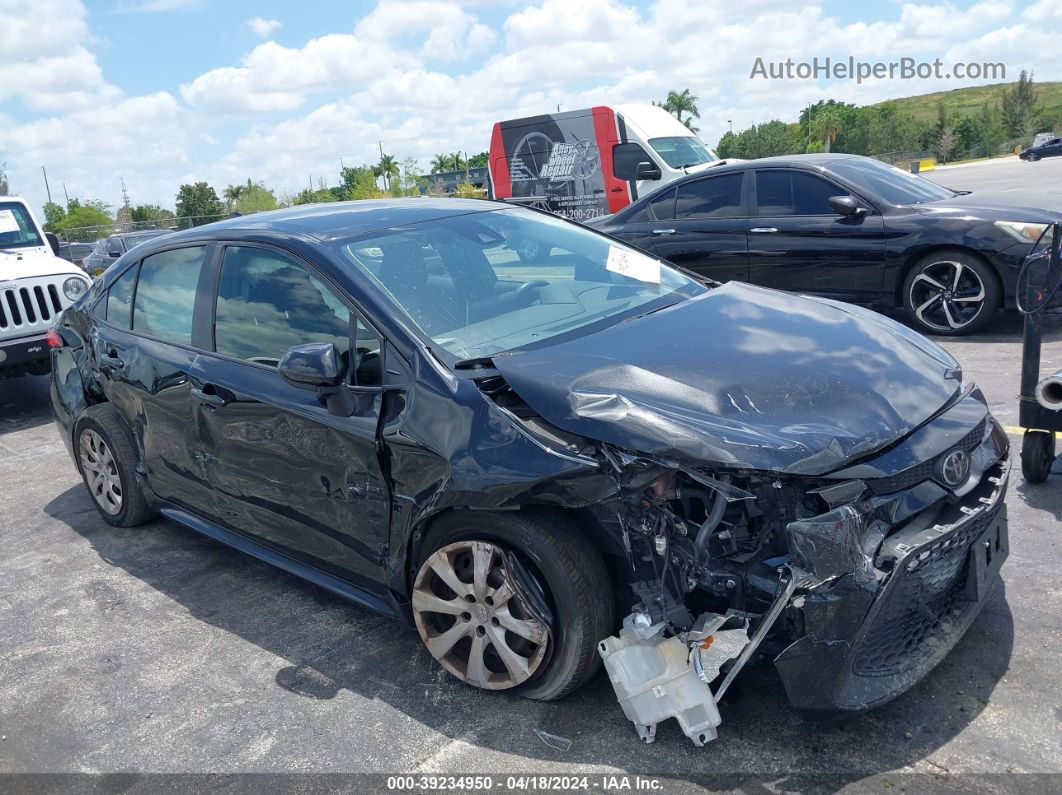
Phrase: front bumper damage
[{"left": 594, "top": 397, "right": 1010, "bottom": 746}]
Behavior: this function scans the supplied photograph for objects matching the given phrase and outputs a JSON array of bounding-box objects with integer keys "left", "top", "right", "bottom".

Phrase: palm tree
[
  {"left": 656, "top": 89, "right": 700, "bottom": 133},
  {"left": 450, "top": 152, "right": 466, "bottom": 173},
  {"left": 378, "top": 153, "right": 400, "bottom": 194},
  {"left": 810, "top": 107, "right": 843, "bottom": 153},
  {"left": 430, "top": 154, "right": 450, "bottom": 174},
  {"left": 222, "top": 183, "right": 245, "bottom": 210}
]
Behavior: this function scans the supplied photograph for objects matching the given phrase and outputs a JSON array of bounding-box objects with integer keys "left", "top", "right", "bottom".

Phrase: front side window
[
  {"left": 214, "top": 246, "right": 350, "bottom": 368},
  {"left": 674, "top": 174, "right": 744, "bottom": 218},
  {"left": 106, "top": 265, "right": 138, "bottom": 328},
  {"left": 755, "top": 170, "right": 842, "bottom": 216},
  {"left": 336, "top": 208, "right": 703, "bottom": 361},
  {"left": 648, "top": 137, "right": 717, "bottom": 168},
  {"left": 132, "top": 246, "right": 206, "bottom": 345},
  {"left": 0, "top": 202, "right": 44, "bottom": 250}
]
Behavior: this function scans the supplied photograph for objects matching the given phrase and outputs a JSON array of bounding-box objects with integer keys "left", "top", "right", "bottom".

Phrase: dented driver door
[{"left": 191, "top": 243, "right": 391, "bottom": 591}]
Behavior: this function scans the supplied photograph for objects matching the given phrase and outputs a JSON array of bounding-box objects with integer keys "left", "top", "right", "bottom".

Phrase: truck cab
[{"left": 0, "top": 197, "right": 91, "bottom": 378}]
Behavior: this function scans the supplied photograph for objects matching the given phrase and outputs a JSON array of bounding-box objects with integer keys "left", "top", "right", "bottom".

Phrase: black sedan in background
[
  {"left": 82, "top": 230, "right": 173, "bottom": 277},
  {"left": 588, "top": 154, "right": 1059, "bottom": 334},
  {"left": 1020, "top": 135, "right": 1062, "bottom": 161}
]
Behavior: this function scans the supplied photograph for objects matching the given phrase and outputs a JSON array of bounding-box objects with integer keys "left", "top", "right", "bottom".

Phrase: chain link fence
[{"left": 57, "top": 214, "right": 228, "bottom": 244}]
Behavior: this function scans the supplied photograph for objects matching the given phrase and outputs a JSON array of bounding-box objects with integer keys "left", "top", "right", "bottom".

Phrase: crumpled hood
[
  {"left": 492, "top": 282, "right": 962, "bottom": 476},
  {"left": 0, "top": 247, "right": 84, "bottom": 281}
]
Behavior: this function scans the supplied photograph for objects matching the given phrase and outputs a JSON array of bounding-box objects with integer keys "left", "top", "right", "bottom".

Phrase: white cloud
[
  {"left": 119, "top": 0, "right": 202, "bottom": 12},
  {"left": 247, "top": 17, "right": 282, "bottom": 39}
]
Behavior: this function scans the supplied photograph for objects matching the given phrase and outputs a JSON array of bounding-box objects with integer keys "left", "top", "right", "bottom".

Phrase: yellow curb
[{"left": 1002, "top": 426, "right": 1062, "bottom": 438}]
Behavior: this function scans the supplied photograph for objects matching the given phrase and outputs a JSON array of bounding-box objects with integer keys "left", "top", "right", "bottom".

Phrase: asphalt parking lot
[{"left": 2, "top": 158, "right": 1062, "bottom": 791}]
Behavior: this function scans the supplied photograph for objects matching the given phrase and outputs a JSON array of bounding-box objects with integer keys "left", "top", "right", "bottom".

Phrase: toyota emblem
[{"left": 939, "top": 448, "right": 971, "bottom": 487}]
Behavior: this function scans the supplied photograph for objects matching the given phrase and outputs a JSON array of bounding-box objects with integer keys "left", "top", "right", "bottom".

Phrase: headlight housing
[
  {"left": 995, "top": 220, "right": 1053, "bottom": 245},
  {"left": 63, "top": 276, "right": 88, "bottom": 302}
]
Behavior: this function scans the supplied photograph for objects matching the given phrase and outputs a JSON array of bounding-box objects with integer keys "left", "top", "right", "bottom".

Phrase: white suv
[{"left": 1, "top": 197, "right": 91, "bottom": 378}]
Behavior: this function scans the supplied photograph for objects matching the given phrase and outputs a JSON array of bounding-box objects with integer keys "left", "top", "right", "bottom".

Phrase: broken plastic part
[
  {"left": 598, "top": 615, "right": 722, "bottom": 747},
  {"left": 532, "top": 729, "right": 572, "bottom": 752}
]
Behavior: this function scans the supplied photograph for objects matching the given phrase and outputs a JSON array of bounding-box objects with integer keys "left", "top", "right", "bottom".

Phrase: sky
[{"left": 1, "top": 0, "right": 1060, "bottom": 216}]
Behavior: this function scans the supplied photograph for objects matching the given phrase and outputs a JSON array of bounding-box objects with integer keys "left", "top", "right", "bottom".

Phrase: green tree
[
  {"left": 42, "top": 201, "right": 66, "bottom": 232},
  {"left": 376, "top": 153, "right": 399, "bottom": 193},
  {"left": 175, "top": 182, "right": 224, "bottom": 227},
  {"left": 655, "top": 88, "right": 700, "bottom": 132},
  {"left": 339, "top": 165, "right": 386, "bottom": 200},
  {"left": 223, "top": 183, "right": 246, "bottom": 210},
  {"left": 0, "top": 162, "right": 10, "bottom": 196},
  {"left": 467, "top": 151, "right": 489, "bottom": 168},
  {"left": 54, "top": 199, "right": 113, "bottom": 236},
  {"left": 810, "top": 106, "right": 844, "bottom": 153},
  {"left": 232, "top": 180, "right": 277, "bottom": 213},
  {"left": 1000, "top": 70, "right": 1039, "bottom": 141},
  {"left": 395, "top": 158, "right": 426, "bottom": 196},
  {"left": 430, "top": 153, "right": 452, "bottom": 174},
  {"left": 129, "top": 204, "right": 175, "bottom": 223}
]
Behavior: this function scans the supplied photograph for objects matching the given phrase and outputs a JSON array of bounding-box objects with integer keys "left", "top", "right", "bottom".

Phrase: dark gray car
[{"left": 82, "top": 230, "right": 173, "bottom": 277}]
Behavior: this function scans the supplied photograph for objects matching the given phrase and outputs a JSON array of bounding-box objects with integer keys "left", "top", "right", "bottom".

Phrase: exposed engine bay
[{"left": 587, "top": 415, "right": 1009, "bottom": 745}]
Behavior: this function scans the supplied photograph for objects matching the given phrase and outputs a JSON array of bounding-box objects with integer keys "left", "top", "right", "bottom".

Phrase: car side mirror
[
  {"left": 828, "top": 195, "right": 866, "bottom": 217},
  {"left": 45, "top": 232, "right": 60, "bottom": 256},
  {"left": 107, "top": 247, "right": 122, "bottom": 258},
  {"left": 279, "top": 342, "right": 344, "bottom": 388},
  {"left": 635, "top": 161, "right": 662, "bottom": 180}
]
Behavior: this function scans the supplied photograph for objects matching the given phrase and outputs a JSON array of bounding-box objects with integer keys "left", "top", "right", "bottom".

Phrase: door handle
[
  {"left": 750, "top": 227, "right": 778, "bottom": 233},
  {"left": 609, "top": 186, "right": 624, "bottom": 193},
  {"left": 191, "top": 385, "right": 229, "bottom": 409},
  {"left": 651, "top": 228, "right": 676, "bottom": 235}
]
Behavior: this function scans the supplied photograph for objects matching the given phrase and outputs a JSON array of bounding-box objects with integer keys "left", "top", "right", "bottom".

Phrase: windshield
[
  {"left": 649, "top": 137, "right": 717, "bottom": 168},
  {"left": 335, "top": 207, "right": 704, "bottom": 361},
  {"left": 829, "top": 158, "right": 956, "bottom": 204},
  {"left": 0, "top": 202, "right": 44, "bottom": 250}
]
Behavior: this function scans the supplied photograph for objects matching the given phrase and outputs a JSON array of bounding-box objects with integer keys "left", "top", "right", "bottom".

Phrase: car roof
[
  {"left": 157, "top": 198, "right": 501, "bottom": 245},
  {"left": 113, "top": 230, "right": 171, "bottom": 238},
  {"left": 697, "top": 152, "right": 857, "bottom": 176}
]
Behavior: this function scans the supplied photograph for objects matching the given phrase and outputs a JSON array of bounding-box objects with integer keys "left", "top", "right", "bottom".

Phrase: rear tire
[
  {"left": 412, "top": 510, "right": 613, "bottom": 701},
  {"left": 902, "top": 250, "right": 1001, "bottom": 336},
  {"left": 1021, "top": 430, "right": 1055, "bottom": 483},
  {"left": 75, "top": 404, "right": 156, "bottom": 527}
]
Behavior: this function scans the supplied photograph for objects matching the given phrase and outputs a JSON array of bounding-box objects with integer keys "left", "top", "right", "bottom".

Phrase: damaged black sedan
[{"left": 50, "top": 199, "right": 1008, "bottom": 745}]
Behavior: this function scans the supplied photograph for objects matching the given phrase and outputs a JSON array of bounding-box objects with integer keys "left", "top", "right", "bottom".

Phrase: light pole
[{"left": 728, "top": 120, "right": 733, "bottom": 134}]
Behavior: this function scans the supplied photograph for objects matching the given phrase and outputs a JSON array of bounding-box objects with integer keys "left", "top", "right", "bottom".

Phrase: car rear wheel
[
  {"left": 75, "top": 405, "right": 156, "bottom": 527},
  {"left": 411, "top": 511, "right": 613, "bottom": 701},
  {"left": 903, "top": 250, "right": 1001, "bottom": 336}
]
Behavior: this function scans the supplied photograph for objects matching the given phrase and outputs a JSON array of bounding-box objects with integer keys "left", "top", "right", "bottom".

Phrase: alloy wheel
[
  {"left": 79, "top": 430, "right": 123, "bottom": 515},
  {"left": 412, "top": 540, "right": 549, "bottom": 690},
  {"left": 909, "top": 259, "right": 986, "bottom": 332}
]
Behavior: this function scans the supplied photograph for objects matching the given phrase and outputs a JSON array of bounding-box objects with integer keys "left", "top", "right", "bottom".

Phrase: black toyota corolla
[{"left": 50, "top": 199, "right": 1009, "bottom": 742}]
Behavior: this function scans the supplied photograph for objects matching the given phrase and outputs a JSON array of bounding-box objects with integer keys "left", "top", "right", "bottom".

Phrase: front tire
[
  {"left": 412, "top": 510, "right": 613, "bottom": 701},
  {"left": 903, "top": 250, "right": 1001, "bottom": 335},
  {"left": 1028, "top": 152, "right": 1040, "bottom": 162},
  {"left": 1021, "top": 430, "right": 1055, "bottom": 483},
  {"left": 75, "top": 405, "right": 156, "bottom": 527}
]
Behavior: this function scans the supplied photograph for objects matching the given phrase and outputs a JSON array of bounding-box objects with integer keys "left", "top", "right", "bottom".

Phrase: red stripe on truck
[
  {"left": 592, "top": 106, "right": 630, "bottom": 213},
  {"left": 489, "top": 122, "right": 511, "bottom": 200}
]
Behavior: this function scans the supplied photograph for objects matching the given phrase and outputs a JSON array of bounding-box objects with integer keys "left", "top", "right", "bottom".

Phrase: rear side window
[
  {"left": 214, "top": 246, "right": 350, "bottom": 368},
  {"left": 755, "top": 171, "right": 840, "bottom": 215},
  {"left": 105, "top": 265, "right": 138, "bottom": 328},
  {"left": 674, "top": 174, "right": 744, "bottom": 218},
  {"left": 613, "top": 143, "right": 653, "bottom": 181},
  {"left": 132, "top": 246, "right": 207, "bottom": 345}
]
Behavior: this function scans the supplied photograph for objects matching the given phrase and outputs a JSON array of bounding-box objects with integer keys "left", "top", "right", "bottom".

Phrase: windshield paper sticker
[
  {"left": 0, "top": 210, "right": 20, "bottom": 234},
  {"left": 606, "top": 245, "right": 661, "bottom": 284}
]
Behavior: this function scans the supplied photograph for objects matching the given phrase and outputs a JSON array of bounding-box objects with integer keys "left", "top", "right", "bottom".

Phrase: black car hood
[
  {"left": 916, "top": 190, "right": 1062, "bottom": 220},
  {"left": 492, "top": 283, "right": 962, "bottom": 476}
]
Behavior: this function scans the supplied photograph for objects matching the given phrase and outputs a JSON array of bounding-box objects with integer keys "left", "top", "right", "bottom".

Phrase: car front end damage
[
  {"left": 576, "top": 387, "right": 1010, "bottom": 745},
  {"left": 474, "top": 284, "right": 1010, "bottom": 746}
]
